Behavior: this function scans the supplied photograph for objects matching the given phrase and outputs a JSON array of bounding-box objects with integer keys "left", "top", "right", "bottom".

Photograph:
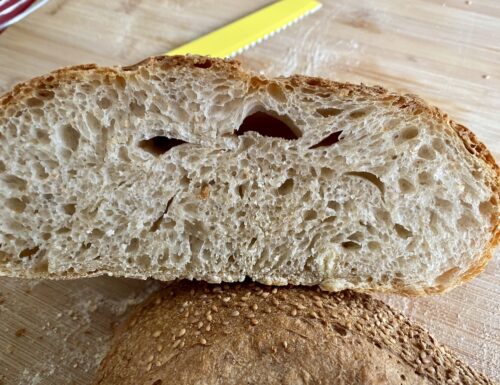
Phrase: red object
[{"left": 0, "top": 0, "right": 36, "bottom": 27}]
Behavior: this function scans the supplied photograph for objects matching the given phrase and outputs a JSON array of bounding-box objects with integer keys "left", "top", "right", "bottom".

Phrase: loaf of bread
[
  {"left": 0, "top": 55, "right": 498, "bottom": 294},
  {"left": 94, "top": 281, "right": 495, "bottom": 385}
]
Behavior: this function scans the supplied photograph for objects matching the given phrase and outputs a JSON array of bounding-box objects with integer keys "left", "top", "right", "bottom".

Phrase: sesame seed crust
[{"left": 94, "top": 281, "right": 494, "bottom": 385}]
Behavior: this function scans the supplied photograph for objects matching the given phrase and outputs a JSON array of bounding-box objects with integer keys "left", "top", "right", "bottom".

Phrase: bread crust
[
  {"left": 94, "top": 281, "right": 495, "bottom": 385},
  {"left": 0, "top": 55, "right": 498, "bottom": 295}
]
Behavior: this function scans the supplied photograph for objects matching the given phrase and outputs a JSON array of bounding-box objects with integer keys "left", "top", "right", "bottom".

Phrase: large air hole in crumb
[
  {"left": 235, "top": 110, "right": 301, "bottom": 140},
  {"left": 345, "top": 171, "right": 385, "bottom": 195},
  {"left": 138, "top": 136, "right": 187, "bottom": 156},
  {"left": 309, "top": 130, "right": 343, "bottom": 149}
]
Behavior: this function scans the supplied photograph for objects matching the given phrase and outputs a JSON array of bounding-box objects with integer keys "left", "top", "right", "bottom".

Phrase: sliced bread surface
[{"left": 0, "top": 55, "right": 498, "bottom": 294}]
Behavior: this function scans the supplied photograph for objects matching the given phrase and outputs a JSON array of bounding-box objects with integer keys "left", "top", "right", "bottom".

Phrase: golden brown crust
[
  {"left": 0, "top": 55, "right": 498, "bottom": 295},
  {"left": 94, "top": 281, "right": 494, "bottom": 385}
]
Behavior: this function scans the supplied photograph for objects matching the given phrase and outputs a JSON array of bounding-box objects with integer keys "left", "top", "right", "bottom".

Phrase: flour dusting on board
[{"left": 0, "top": 277, "right": 160, "bottom": 385}]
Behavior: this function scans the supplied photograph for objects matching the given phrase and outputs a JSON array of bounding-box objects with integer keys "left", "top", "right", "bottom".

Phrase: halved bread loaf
[
  {"left": 0, "top": 55, "right": 498, "bottom": 294},
  {"left": 94, "top": 281, "right": 495, "bottom": 385}
]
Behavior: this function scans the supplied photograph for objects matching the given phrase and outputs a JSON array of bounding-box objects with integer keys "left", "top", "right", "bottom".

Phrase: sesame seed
[
  {"left": 247, "top": 313, "right": 255, "bottom": 319},
  {"left": 291, "top": 309, "right": 298, "bottom": 316},
  {"left": 212, "top": 305, "right": 218, "bottom": 312},
  {"left": 311, "top": 311, "right": 319, "bottom": 319},
  {"left": 200, "top": 338, "right": 207, "bottom": 345},
  {"left": 182, "top": 301, "right": 189, "bottom": 308},
  {"left": 231, "top": 310, "right": 240, "bottom": 317},
  {"left": 272, "top": 347, "right": 277, "bottom": 353},
  {"left": 223, "top": 297, "right": 231, "bottom": 302},
  {"left": 206, "top": 325, "right": 211, "bottom": 332},
  {"left": 272, "top": 288, "right": 278, "bottom": 294},
  {"left": 265, "top": 308, "right": 272, "bottom": 314},
  {"left": 157, "top": 344, "right": 163, "bottom": 352},
  {"left": 194, "top": 330, "right": 200, "bottom": 336},
  {"left": 252, "top": 304, "right": 258, "bottom": 311},
  {"left": 222, "top": 320, "right": 229, "bottom": 326},
  {"left": 146, "top": 354, "right": 154, "bottom": 363},
  {"left": 194, "top": 310, "right": 201, "bottom": 316},
  {"left": 197, "top": 321, "right": 203, "bottom": 329},
  {"left": 180, "top": 341, "right": 185, "bottom": 348},
  {"left": 251, "top": 319, "right": 259, "bottom": 325},
  {"left": 296, "top": 304, "right": 306, "bottom": 310},
  {"left": 241, "top": 296, "right": 249, "bottom": 302},
  {"left": 283, "top": 341, "right": 288, "bottom": 349},
  {"left": 262, "top": 292, "right": 270, "bottom": 298},
  {"left": 146, "top": 363, "right": 152, "bottom": 372},
  {"left": 313, "top": 295, "right": 321, "bottom": 301},
  {"left": 178, "top": 328, "right": 186, "bottom": 337},
  {"left": 153, "top": 330, "right": 162, "bottom": 338},
  {"left": 272, "top": 298, "right": 279, "bottom": 306},
  {"left": 230, "top": 293, "right": 237, "bottom": 298},
  {"left": 206, "top": 314, "right": 213, "bottom": 322}
]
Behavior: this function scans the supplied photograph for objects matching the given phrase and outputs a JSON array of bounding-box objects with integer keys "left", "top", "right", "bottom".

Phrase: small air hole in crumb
[
  {"left": 316, "top": 107, "right": 343, "bottom": 118},
  {"left": 63, "top": 203, "right": 76, "bottom": 216},
  {"left": 126, "top": 238, "right": 140, "bottom": 253},
  {"left": 97, "top": 97, "right": 112, "bottom": 109},
  {"left": 267, "top": 83, "right": 287, "bottom": 103},
  {"left": 138, "top": 136, "right": 187, "bottom": 156},
  {"left": 5, "top": 197, "right": 26, "bottom": 213},
  {"left": 19, "top": 246, "right": 39, "bottom": 258},
  {"left": 277, "top": 178, "right": 294, "bottom": 195},
  {"left": 309, "top": 130, "right": 343, "bottom": 149},
  {"left": 58, "top": 124, "right": 80, "bottom": 152},
  {"left": 398, "top": 178, "right": 415, "bottom": 194},
  {"left": 345, "top": 171, "right": 385, "bottom": 195},
  {"left": 394, "top": 224, "right": 412, "bottom": 239},
  {"left": 303, "top": 209, "right": 317, "bottom": 221},
  {"left": 417, "top": 145, "right": 435, "bottom": 160},
  {"left": 26, "top": 97, "right": 43, "bottom": 107},
  {"left": 400, "top": 126, "right": 419, "bottom": 140},
  {"left": 341, "top": 241, "right": 361, "bottom": 250},
  {"left": 235, "top": 110, "right": 301, "bottom": 140},
  {"left": 193, "top": 59, "right": 212, "bottom": 69}
]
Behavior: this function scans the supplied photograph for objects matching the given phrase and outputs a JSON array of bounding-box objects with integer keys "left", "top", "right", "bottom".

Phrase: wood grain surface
[{"left": 0, "top": 0, "right": 498, "bottom": 384}]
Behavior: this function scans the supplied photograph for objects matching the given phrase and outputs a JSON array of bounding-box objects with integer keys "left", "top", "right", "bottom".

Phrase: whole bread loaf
[
  {"left": 0, "top": 55, "right": 498, "bottom": 294},
  {"left": 94, "top": 281, "right": 495, "bottom": 385}
]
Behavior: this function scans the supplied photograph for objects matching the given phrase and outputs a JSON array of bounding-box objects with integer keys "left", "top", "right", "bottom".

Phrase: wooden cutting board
[{"left": 0, "top": 0, "right": 499, "bottom": 383}]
